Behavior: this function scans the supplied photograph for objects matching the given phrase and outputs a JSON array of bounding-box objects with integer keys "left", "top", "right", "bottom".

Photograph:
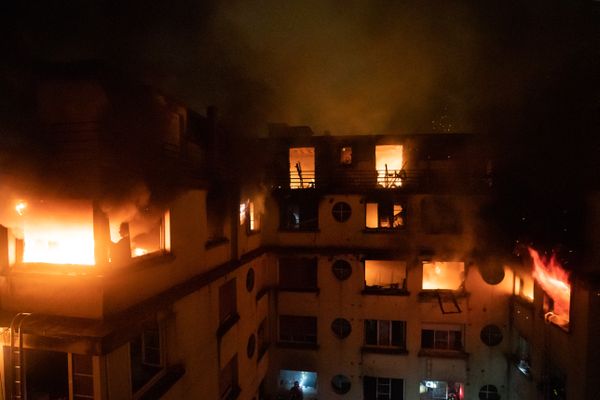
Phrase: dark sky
[{"left": 1, "top": 0, "right": 599, "bottom": 255}]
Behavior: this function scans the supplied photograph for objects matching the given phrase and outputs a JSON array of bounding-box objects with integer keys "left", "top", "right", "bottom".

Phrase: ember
[{"left": 528, "top": 247, "right": 570, "bottom": 327}]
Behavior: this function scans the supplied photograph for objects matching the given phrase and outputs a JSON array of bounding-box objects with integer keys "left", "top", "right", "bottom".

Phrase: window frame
[
  {"left": 278, "top": 315, "right": 317, "bottom": 346},
  {"left": 364, "top": 319, "right": 406, "bottom": 349},
  {"left": 365, "top": 199, "right": 406, "bottom": 231},
  {"left": 420, "top": 324, "right": 464, "bottom": 352}
]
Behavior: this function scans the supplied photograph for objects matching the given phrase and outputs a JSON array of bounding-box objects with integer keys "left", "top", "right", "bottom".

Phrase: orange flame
[{"left": 528, "top": 247, "right": 570, "bottom": 324}]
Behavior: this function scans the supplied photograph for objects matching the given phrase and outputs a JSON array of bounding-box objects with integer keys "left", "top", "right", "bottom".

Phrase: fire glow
[{"left": 528, "top": 247, "right": 571, "bottom": 326}]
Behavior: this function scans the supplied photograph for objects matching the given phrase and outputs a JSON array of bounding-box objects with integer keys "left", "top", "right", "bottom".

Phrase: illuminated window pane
[
  {"left": 365, "top": 260, "right": 406, "bottom": 289},
  {"left": 340, "top": 146, "right": 352, "bottom": 165},
  {"left": 422, "top": 261, "right": 464, "bottom": 290},
  {"left": 376, "top": 145, "right": 404, "bottom": 188},
  {"left": 290, "top": 147, "right": 315, "bottom": 189}
]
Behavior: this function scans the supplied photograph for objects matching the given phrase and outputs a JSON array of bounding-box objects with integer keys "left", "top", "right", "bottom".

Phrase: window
[
  {"left": 278, "top": 370, "right": 317, "bottom": 398},
  {"left": 72, "top": 354, "right": 94, "bottom": 400},
  {"left": 332, "top": 202, "right": 352, "bottom": 222},
  {"left": 241, "top": 200, "right": 261, "bottom": 233},
  {"left": 365, "top": 260, "right": 406, "bottom": 291},
  {"left": 290, "top": 147, "right": 315, "bottom": 189},
  {"left": 332, "top": 259, "right": 352, "bottom": 281},
  {"left": 279, "top": 257, "right": 317, "bottom": 291},
  {"left": 280, "top": 198, "right": 319, "bottom": 231},
  {"left": 365, "top": 201, "right": 405, "bottom": 229},
  {"left": 421, "top": 324, "right": 463, "bottom": 351},
  {"left": 279, "top": 315, "right": 317, "bottom": 345},
  {"left": 127, "top": 209, "right": 171, "bottom": 258},
  {"left": 376, "top": 145, "right": 404, "bottom": 188},
  {"left": 480, "top": 325, "right": 503, "bottom": 347},
  {"left": 219, "top": 279, "right": 238, "bottom": 325},
  {"left": 331, "top": 318, "right": 352, "bottom": 339},
  {"left": 364, "top": 320, "right": 406, "bottom": 349},
  {"left": 130, "top": 323, "right": 165, "bottom": 394},
  {"left": 422, "top": 262, "right": 464, "bottom": 290},
  {"left": 364, "top": 376, "right": 404, "bottom": 400},
  {"left": 478, "top": 385, "right": 500, "bottom": 400},
  {"left": 420, "top": 197, "right": 461, "bottom": 234},
  {"left": 207, "top": 189, "right": 227, "bottom": 243},
  {"left": 257, "top": 318, "right": 270, "bottom": 359},
  {"left": 419, "top": 381, "right": 464, "bottom": 400},
  {"left": 219, "top": 355, "right": 239, "bottom": 400},
  {"left": 340, "top": 146, "right": 352, "bottom": 165},
  {"left": 246, "top": 268, "right": 255, "bottom": 292},
  {"left": 331, "top": 375, "right": 351, "bottom": 394}
]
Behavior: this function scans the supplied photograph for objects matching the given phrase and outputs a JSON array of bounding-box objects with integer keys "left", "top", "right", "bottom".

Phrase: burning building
[{"left": 0, "top": 65, "right": 598, "bottom": 400}]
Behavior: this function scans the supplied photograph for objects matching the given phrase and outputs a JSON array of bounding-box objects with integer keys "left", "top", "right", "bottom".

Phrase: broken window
[
  {"left": 422, "top": 261, "right": 465, "bottom": 290},
  {"left": 419, "top": 381, "right": 464, "bottom": 400},
  {"left": 290, "top": 147, "right": 315, "bottom": 189},
  {"left": 376, "top": 145, "right": 404, "bottom": 188},
  {"left": 219, "top": 354, "right": 239, "bottom": 400},
  {"left": 279, "top": 257, "right": 318, "bottom": 291},
  {"left": 279, "top": 315, "right": 317, "bottom": 344},
  {"left": 421, "top": 324, "right": 463, "bottom": 351},
  {"left": 340, "top": 146, "right": 352, "bottom": 165},
  {"left": 364, "top": 376, "right": 404, "bottom": 400},
  {"left": 365, "top": 200, "right": 405, "bottom": 229},
  {"left": 127, "top": 209, "right": 171, "bottom": 258},
  {"left": 420, "top": 197, "right": 462, "bottom": 234},
  {"left": 280, "top": 198, "right": 318, "bottom": 231},
  {"left": 364, "top": 260, "right": 406, "bottom": 291},
  {"left": 364, "top": 320, "right": 406, "bottom": 349}
]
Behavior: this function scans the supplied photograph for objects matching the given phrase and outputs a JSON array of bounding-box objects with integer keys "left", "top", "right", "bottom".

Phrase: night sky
[{"left": 1, "top": 1, "right": 599, "bottom": 262}]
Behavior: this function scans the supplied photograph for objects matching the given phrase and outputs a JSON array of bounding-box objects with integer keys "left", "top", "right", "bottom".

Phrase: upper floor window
[
  {"left": 280, "top": 198, "right": 318, "bottom": 231},
  {"left": 290, "top": 147, "right": 315, "bottom": 189},
  {"left": 366, "top": 200, "right": 405, "bottom": 230},
  {"left": 422, "top": 261, "right": 464, "bottom": 290},
  {"left": 421, "top": 323, "right": 463, "bottom": 352},
  {"left": 130, "top": 322, "right": 165, "bottom": 394},
  {"left": 376, "top": 145, "right": 404, "bottom": 188},
  {"left": 365, "top": 320, "right": 406, "bottom": 349},
  {"left": 364, "top": 260, "right": 407, "bottom": 292},
  {"left": 419, "top": 381, "right": 464, "bottom": 400},
  {"left": 279, "top": 257, "right": 318, "bottom": 291},
  {"left": 240, "top": 199, "right": 261, "bottom": 233},
  {"left": 279, "top": 315, "right": 317, "bottom": 345}
]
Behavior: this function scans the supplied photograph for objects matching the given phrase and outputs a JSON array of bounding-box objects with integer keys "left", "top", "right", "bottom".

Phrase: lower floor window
[
  {"left": 364, "top": 376, "right": 403, "bottom": 400},
  {"left": 419, "top": 381, "right": 464, "bottom": 400}
]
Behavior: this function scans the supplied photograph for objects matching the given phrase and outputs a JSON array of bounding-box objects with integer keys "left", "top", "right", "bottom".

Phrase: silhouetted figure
[
  {"left": 111, "top": 222, "right": 131, "bottom": 264},
  {"left": 289, "top": 381, "right": 303, "bottom": 400}
]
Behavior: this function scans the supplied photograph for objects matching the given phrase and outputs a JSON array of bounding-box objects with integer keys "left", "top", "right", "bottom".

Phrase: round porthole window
[
  {"left": 479, "top": 384, "right": 500, "bottom": 400},
  {"left": 332, "top": 202, "right": 352, "bottom": 222},
  {"left": 247, "top": 334, "right": 256, "bottom": 358},
  {"left": 479, "top": 264, "right": 505, "bottom": 285},
  {"left": 331, "top": 318, "right": 352, "bottom": 339},
  {"left": 332, "top": 260, "right": 352, "bottom": 281},
  {"left": 331, "top": 374, "right": 351, "bottom": 394},
  {"left": 246, "top": 268, "right": 255, "bottom": 292},
  {"left": 480, "top": 325, "right": 503, "bottom": 347}
]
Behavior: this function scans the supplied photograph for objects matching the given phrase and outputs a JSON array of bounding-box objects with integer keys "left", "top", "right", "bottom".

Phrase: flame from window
[
  {"left": 376, "top": 145, "right": 404, "bottom": 188},
  {"left": 528, "top": 247, "right": 570, "bottom": 325},
  {"left": 422, "top": 261, "right": 465, "bottom": 290}
]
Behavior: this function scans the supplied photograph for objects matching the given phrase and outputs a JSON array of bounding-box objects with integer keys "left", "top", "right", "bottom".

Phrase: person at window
[
  {"left": 111, "top": 222, "right": 131, "bottom": 264},
  {"left": 289, "top": 381, "right": 303, "bottom": 400}
]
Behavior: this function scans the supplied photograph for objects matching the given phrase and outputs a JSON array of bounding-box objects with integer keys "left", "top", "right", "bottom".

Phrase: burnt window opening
[
  {"left": 289, "top": 147, "right": 315, "bottom": 189},
  {"left": 240, "top": 200, "right": 261, "bottom": 233},
  {"left": 376, "top": 145, "right": 405, "bottom": 188},
  {"left": 280, "top": 198, "right": 319, "bottom": 231},
  {"left": 419, "top": 381, "right": 464, "bottom": 400},
  {"left": 364, "top": 320, "right": 406, "bottom": 349},
  {"left": 331, "top": 374, "right": 351, "bottom": 395},
  {"left": 219, "top": 279, "right": 238, "bottom": 328},
  {"left": 130, "top": 322, "right": 165, "bottom": 394},
  {"left": 422, "top": 261, "right": 465, "bottom": 291},
  {"left": 331, "top": 318, "right": 352, "bottom": 339},
  {"left": 219, "top": 354, "right": 239, "bottom": 400},
  {"left": 480, "top": 325, "right": 503, "bottom": 347},
  {"left": 279, "top": 315, "right": 317, "bottom": 345},
  {"left": 364, "top": 260, "right": 407, "bottom": 292},
  {"left": 364, "top": 376, "right": 404, "bottom": 400},
  {"left": 207, "top": 189, "right": 228, "bottom": 244},
  {"left": 420, "top": 197, "right": 462, "bottom": 234},
  {"left": 365, "top": 200, "right": 405, "bottom": 230},
  {"left": 332, "top": 201, "right": 352, "bottom": 222},
  {"left": 421, "top": 324, "right": 463, "bottom": 352},
  {"left": 332, "top": 259, "right": 352, "bottom": 281},
  {"left": 278, "top": 257, "right": 318, "bottom": 291},
  {"left": 478, "top": 385, "right": 500, "bottom": 400},
  {"left": 340, "top": 146, "right": 352, "bottom": 165}
]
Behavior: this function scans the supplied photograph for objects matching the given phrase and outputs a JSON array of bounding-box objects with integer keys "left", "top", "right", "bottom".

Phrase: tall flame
[{"left": 528, "top": 247, "right": 570, "bottom": 325}]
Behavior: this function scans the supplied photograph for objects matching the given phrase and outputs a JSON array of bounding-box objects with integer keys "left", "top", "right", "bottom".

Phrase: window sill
[
  {"left": 278, "top": 228, "right": 320, "bottom": 233},
  {"left": 362, "top": 287, "right": 409, "bottom": 296},
  {"left": 277, "top": 287, "right": 320, "bottom": 295},
  {"left": 277, "top": 342, "right": 319, "bottom": 350},
  {"left": 361, "top": 346, "right": 408, "bottom": 355},
  {"left": 246, "top": 229, "right": 261, "bottom": 236},
  {"left": 256, "top": 287, "right": 270, "bottom": 301},
  {"left": 417, "top": 289, "right": 469, "bottom": 300},
  {"left": 418, "top": 349, "right": 469, "bottom": 359},
  {"left": 205, "top": 237, "right": 229, "bottom": 250},
  {"left": 216, "top": 313, "right": 240, "bottom": 338},
  {"left": 363, "top": 228, "right": 405, "bottom": 234},
  {"left": 137, "top": 364, "right": 185, "bottom": 400}
]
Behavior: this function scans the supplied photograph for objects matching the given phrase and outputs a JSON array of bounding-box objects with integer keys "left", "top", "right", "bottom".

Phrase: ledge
[
  {"left": 216, "top": 313, "right": 240, "bottom": 338},
  {"left": 277, "top": 287, "right": 320, "bottom": 295},
  {"left": 362, "top": 287, "right": 409, "bottom": 296},
  {"left": 361, "top": 346, "right": 408, "bottom": 355},
  {"left": 138, "top": 364, "right": 185, "bottom": 400},
  {"left": 256, "top": 287, "right": 270, "bottom": 301},
  {"left": 205, "top": 237, "right": 229, "bottom": 250},
  {"left": 362, "top": 228, "right": 405, "bottom": 234},
  {"left": 276, "top": 342, "right": 319, "bottom": 350},
  {"left": 257, "top": 343, "right": 270, "bottom": 362},
  {"left": 417, "top": 349, "right": 469, "bottom": 359},
  {"left": 278, "top": 228, "right": 321, "bottom": 233},
  {"left": 417, "top": 290, "right": 470, "bottom": 300}
]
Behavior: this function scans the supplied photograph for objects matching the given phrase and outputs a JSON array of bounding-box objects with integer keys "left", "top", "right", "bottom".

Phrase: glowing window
[
  {"left": 128, "top": 210, "right": 171, "bottom": 258},
  {"left": 340, "top": 146, "right": 352, "bottom": 165},
  {"left": 419, "top": 381, "right": 464, "bottom": 400},
  {"left": 290, "top": 147, "right": 315, "bottom": 189},
  {"left": 365, "top": 202, "right": 405, "bottom": 229},
  {"left": 278, "top": 370, "right": 317, "bottom": 398},
  {"left": 422, "top": 261, "right": 464, "bottom": 290},
  {"left": 365, "top": 260, "right": 406, "bottom": 290},
  {"left": 376, "top": 145, "right": 404, "bottom": 188}
]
